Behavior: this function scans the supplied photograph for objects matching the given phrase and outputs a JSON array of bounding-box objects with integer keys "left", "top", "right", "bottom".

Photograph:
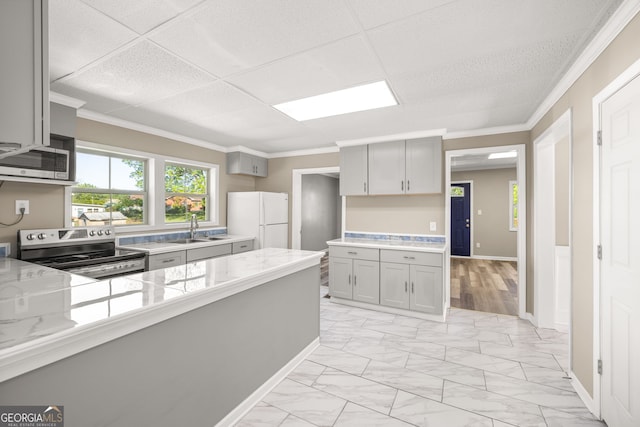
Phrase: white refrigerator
[{"left": 227, "top": 192, "right": 288, "bottom": 249}]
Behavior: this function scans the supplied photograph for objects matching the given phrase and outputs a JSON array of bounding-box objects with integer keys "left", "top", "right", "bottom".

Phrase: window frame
[
  {"left": 164, "top": 161, "right": 210, "bottom": 224},
  {"left": 65, "top": 140, "right": 219, "bottom": 233}
]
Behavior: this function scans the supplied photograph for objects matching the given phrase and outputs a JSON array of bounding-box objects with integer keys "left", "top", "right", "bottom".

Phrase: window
[
  {"left": 509, "top": 180, "right": 518, "bottom": 231},
  {"left": 164, "top": 163, "right": 208, "bottom": 223},
  {"left": 451, "top": 186, "right": 465, "bottom": 197},
  {"left": 72, "top": 150, "right": 146, "bottom": 227}
]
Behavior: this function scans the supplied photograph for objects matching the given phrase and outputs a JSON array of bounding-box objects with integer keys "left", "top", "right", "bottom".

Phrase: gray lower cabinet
[
  {"left": 186, "top": 244, "right": 232, "bottom": 262},
  {"left": 379, "top": 249, "right": 443, "bottom": 314},
  {"left": 329, "top": 246, "right": 379, "bottom": 304},
  {"left": 232, "top": 240, "right": 254, "bottom": 254},
  {"left": 147, "top": 251, "right": 186, "bottom": 271}
]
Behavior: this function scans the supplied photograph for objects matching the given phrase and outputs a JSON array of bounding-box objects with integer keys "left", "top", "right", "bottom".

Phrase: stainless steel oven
[{"left": 17, "top": 227, "right": 146, "bottom": 279}]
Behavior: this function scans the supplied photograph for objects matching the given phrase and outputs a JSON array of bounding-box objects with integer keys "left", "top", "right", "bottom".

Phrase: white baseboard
[
  {"left": 526, "top": 312, "right": 538, "bottom": 327},
  {"left": 571, "top": 370, "right": 598, "bottom": 417},
  {"left": 470, "top": 255, "right": 518, "bottom": 262},
  {"left": 330, "top": 297, "right": 446, "bottom": 323},
  {"left": 216, "top": 337, "right": 320, "bottom": 427}
]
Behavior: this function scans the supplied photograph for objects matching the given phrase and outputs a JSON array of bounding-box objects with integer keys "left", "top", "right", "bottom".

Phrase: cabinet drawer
[
  {"left": 187, "top": 244, "right": 232, "bottom": 262},
  {"left": 147, "top": 251, "right": 186, "bottom": 271},
  {"left": 380, "top": 249, "right": 442, "bottom": 267},
  {"left": 232, "top": 240, "right": 254, "bottom": 254},
  {"left": 329, "top": 246, "right": 379, "bottom": 261}
]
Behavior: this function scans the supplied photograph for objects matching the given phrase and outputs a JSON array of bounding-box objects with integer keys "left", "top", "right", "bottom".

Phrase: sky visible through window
[{"left": 76, "top": 153, "right": 140, "bottom": 190}]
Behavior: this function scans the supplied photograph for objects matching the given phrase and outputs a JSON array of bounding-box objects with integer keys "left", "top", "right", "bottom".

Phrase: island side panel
[{"left": 0, "top": 265, "right": 320, "bottom": 427}]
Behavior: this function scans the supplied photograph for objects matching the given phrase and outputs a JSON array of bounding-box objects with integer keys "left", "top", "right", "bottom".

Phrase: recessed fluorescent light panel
[
  {"left": 273, "top": 81, "right": 397, "bottom": 121},
  {"left": 488, "top": 151, "right": 517, "bottom": 160}
]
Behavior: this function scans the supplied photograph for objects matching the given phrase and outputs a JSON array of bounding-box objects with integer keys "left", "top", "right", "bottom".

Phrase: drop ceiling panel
[
  {"left": 149, "top": 0, "right": 360, "bottom": 78},
  {"left": 52, "top": 40, "right": 216, "bottom": 109},
  {"left": 49, "top": 0, "right": 138, "bottom": 81},
  {"left": 80, "top": 0, "right": 202, "bottom": 35},
  {"left": 227, "top": 35, "right": 385, "bottom": 105},
  {"left": 347, "top": 0, "right": 457, "bottom": 29}
]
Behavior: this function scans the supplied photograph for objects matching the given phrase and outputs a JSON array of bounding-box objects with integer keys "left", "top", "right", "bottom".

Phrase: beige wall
[
  {"left": 555, "top": 136, "right": 570, "bottom": 246},
  {"left": 0, "top": 118, "right": 257, "bottom": 252},
  {"left": 531, "top": 12, "right": 640, "bottom": 396},
  {"left": 255, "top": 152, "right": 339, "bottom": 247},
  {"left": 452, "top": 168, "right": 517, "bottom": 258}
]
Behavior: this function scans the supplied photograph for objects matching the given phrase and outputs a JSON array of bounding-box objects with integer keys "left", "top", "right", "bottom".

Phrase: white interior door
[{"left": 600, "top": 72, "right": 640, "bottom": 427}]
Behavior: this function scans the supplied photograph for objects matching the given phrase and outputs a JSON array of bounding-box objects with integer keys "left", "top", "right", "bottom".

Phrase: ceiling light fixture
[
  {"left": 488, "top": 151, "right": 517, "bottom": 160},
  {"left": 273, "top": 81, "right": 397, "bottom": 121}
]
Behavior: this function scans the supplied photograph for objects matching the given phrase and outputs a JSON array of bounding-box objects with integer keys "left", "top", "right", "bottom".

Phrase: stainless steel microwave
[{"left": 0, "top": 146, "right": 70, "bottom": 180}]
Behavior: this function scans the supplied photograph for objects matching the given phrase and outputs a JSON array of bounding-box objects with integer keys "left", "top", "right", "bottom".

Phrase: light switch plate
[
  {"left": 477, "top": 209, "right": 482, "bottom": 215},
  {"left": 429, "top": 221, "right": 437, "bottom": 231}
]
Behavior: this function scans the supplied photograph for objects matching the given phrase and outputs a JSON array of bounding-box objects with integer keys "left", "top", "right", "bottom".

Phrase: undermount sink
[
  {"left": 206, "top": 236, "right": 229, "bottom": 240},
  {"left": 167, "top": 238, "right": 207, "bottom": 244}
]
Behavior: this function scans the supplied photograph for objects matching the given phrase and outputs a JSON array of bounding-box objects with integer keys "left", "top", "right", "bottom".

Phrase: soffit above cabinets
[{"left": 49, "top": 0, "right": 623, "bottom": 154}]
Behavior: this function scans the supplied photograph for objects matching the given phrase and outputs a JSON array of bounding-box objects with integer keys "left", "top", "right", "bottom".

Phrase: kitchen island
[{"left": 0, "top": 248, "right": 324, "bottom": 426}]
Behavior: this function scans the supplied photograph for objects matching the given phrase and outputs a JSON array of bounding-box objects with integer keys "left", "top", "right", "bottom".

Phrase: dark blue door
[{"left": 451, "top": 183, "right": 470, "bottom": 256}]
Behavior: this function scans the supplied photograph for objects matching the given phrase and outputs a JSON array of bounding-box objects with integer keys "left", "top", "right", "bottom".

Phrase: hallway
[{"left": 450, "top": 258, "right": 519, "bottom": 316}]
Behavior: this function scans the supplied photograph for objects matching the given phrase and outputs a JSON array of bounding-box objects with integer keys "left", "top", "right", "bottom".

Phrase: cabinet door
[
  {"left": 339, "top": 145, "right": 368, "bottom": 195},
  {"left": 253, "top": 156, "right": 268, "bottom": 177},
  {"left": 406, "top": 137, "right": 442, "bottom": 194},
  {"left": 329, "top": 257, "right": 353, "bottom": 299},
  {"left": 353, "top": 259, "right": 380, "bottom": 304},
  {"left": 0, "top": 0, "right": 47, "bottom": 147},
  {"left": 380, "top": 262, "right": 410, "bottom": 309},
  {"left": 368, "top": 141, "right": 406, "bottom": 195},
  {"left": 410, "top": 265, "right": 443, "bottom": 314}
]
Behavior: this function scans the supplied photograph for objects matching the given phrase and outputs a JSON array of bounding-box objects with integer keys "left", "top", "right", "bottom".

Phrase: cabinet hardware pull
[
  {"left": 411, "top": 282, "right": 414, "bottom": 293},
  {"left": 240, "top": 245, "right": 247, "bottom": 248},
  {"left": 403, "top": 256, "right": 415, "bottom": 260},
  {"left": 364, "top": 182, "right": 366, "bottom": 193},
  {"left": 405, "top": 281, "right": 407, "bottom": 292},
  {"left": 354, "top": 276, "right": 357, "bottom": 286},
  {"left": 347, "top": 251, "right": 357, "bottom": 255},
  {"left": 162, "top": 258, "right": 175, "bottom": 263},
  {"left": 407, "top": 180, "right": 410, "bottom": 191},
  {"left": 401, "top": 180, "right": 404, "bottom": 191},
  {"left": 348, "top": 275, "right": 351, "bottom": 285}
]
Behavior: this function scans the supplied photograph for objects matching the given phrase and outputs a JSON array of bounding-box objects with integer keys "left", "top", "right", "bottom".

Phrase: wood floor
[{"left": 450, "top": 257, "right": 518, "bottom": 316}]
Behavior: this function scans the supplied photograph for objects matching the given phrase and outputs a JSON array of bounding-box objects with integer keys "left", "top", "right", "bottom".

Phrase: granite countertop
[
  {"left": 327, "top": 237, "right": 447, "bottom": 253},
  {"left": 0, "top": 248, "right": 324, "bottom": 382},
  {"left": 117, "top": 234, "right": 254, "bottom": 255}
]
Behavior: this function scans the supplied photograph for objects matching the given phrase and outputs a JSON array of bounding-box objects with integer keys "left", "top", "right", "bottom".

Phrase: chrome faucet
[{"left": 190, "top": 213, "right": 199, "bottom": 239}]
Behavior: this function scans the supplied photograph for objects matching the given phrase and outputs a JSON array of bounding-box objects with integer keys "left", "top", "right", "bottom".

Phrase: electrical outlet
[
  {"left": 476, "top": 242, "right": 481, "bottom": 248},
  {"left": 15, "top": 200, "right": 29, "bottom": 215},
  {"left": 477, "top": 209, "right": 482, "bottom": 215}
]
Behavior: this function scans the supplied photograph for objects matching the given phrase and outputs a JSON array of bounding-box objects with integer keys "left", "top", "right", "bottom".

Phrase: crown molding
[
  {"left": 336, "top": 128, "right": 447, "bottom": 147},
  {"left": 50, "top": 91, "right": 86, "bottom": 109},
  {"left": 527, "top": 0, "right": 640, "bottom": 129},
  {"left": 268, "top": 145, "right": 339, "bottom": 159},
  {"left": 77, "top": 109, "right": 229, "bottom": 153},
  {"left": 444, "top": 124, "right": 530, "bottom": 140},
  {"left": 226, "top": 145, "right": 269, "bottom": 157}
]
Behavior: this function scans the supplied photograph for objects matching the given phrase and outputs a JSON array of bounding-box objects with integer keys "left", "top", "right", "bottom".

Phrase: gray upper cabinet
[
  {"left": 368, "top": 141, "right": 405, "bottom": 195},
  {"left": 0, "top": 0, "right": 48, "bottom": 151},
  {"left": 226, "top": 152, "right": 268, "bottom": 177},
  {"left": 339, "top": 145, "right": 368, "bottom": 195},
  {"left": 405, "top": 136, "right": 442, "bottom": 194},
  {"left": 368, "top": 137, "right": 442, "bottom": 195}
]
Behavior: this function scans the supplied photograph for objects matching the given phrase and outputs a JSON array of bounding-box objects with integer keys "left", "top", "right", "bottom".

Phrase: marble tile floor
[{"left": 236, "top": 287, "right": 603, "bottom": 427}]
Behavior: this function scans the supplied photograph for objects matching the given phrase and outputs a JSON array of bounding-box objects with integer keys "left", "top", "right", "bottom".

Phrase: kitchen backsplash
[
  {"left": 344, "top": 231, "right": 445, "bottom": 244},
  {"left": 117, "top": 228, "right": 227, "bottom": 246}
]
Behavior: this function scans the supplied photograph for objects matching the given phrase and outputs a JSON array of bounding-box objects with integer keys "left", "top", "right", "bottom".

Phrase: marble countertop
[
  {"left": 327, "top": 238, "right": 447, "bottom": 253},
  {"left": 0, "top": 248, "right": 324, "bottom": 383},
  {"left": 117, "top": 234, "right": 254, "bottom": 255}
]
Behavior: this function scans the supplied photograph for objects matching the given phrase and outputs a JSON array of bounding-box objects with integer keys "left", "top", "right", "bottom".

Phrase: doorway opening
[{"left": 445, "top": 145, "right": 526, "bottom": 318}]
